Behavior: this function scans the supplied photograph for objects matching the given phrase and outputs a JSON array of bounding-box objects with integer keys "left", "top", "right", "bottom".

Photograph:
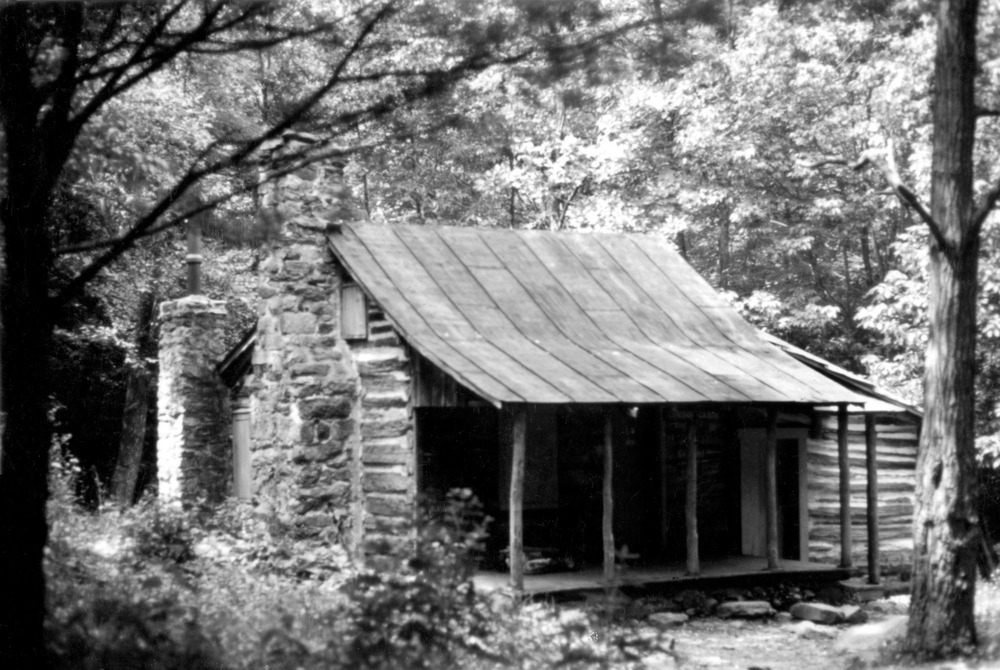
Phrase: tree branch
[
  {"left": 802, "top": 142, "right": 952, "bottom": 256},
  {"left": 972, "top": 178, "right": 1000, "bottom": 236},
  {"left": 53, "top": 2, "right": 397, "bottom": 306}
]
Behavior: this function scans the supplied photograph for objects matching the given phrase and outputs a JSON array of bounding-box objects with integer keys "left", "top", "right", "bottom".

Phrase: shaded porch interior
[{"left": 417, "top": 402, "right": 816, "bottom": 580}]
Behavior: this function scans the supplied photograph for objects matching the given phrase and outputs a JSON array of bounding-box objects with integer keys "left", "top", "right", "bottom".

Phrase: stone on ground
[
  {"left": 715, "top": 600, "right": 776, "bottom": 619},
  {"left": 838, "top": 604, "right": 869, "bottom": 624},
  {"left": 649, "top": 612, "right": 689, "bottom": 626},
  {"left": 790, "top": 601, "right": 845, "bottom": 625}
]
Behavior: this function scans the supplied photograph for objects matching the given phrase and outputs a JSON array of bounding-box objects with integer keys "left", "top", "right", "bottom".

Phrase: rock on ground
[
  {"left": 715, "top": 600, "right": 776, "bottom": 619},
  {"left": 790, "top": 602, "right": 845, "bottom": 625},
  {"left": 649, "top": 612, "right": 689, "bottom": 627}
]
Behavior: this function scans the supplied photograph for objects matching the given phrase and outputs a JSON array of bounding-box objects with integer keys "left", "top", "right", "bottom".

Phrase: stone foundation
[{"left": 157, "top": 295, "right": 231, "bottom": 503}]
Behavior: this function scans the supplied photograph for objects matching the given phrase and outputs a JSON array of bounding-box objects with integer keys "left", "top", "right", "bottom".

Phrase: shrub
[
  {"left": 46, "top": 595, "right": 227, "bottom": 670},
  {"left": 335, "top": 489, "right": 494, "bottom": 669},
  {"left": 127, "top": 501, "right": 196, "bottom": 564}
]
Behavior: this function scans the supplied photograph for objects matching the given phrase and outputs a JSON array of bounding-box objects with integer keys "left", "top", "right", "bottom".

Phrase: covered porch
[
  {"left": 472, "top": 555, "right": 851, "bottom": 597},
  {"left": 415, "top": 386, "right": 882, "bottom": 593}
]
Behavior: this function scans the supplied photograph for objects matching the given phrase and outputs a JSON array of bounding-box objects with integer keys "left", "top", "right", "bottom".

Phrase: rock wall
[
  {"left": 252, "top": 136, "right": 358, "bottom": 545},
  {"left": 157, "top": 295, "right": 231, "bottom": 503},
  {"left": 806, "top": 412, "right": 918, "bottom": 571},
  {"left": 250, "top": 133, "right": 416, "bottom": 561}
]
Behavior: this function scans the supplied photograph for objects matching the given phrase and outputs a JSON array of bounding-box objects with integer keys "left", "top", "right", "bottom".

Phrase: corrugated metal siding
[{"left": 329, "top": 224, "right": 869, "bottom": 407}]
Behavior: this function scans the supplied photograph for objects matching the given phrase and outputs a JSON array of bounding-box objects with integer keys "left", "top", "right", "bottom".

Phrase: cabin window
[{"left": 341, "top": 282, "right": 367, "bottom": 340}]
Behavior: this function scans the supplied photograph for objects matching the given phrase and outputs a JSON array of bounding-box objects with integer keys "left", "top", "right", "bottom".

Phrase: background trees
[
  {"left": 0, "top": 1, "right": 614, "bottom": 664},
  {"left": 7, "top": 0, "right": 1000, "bottom": 663}
]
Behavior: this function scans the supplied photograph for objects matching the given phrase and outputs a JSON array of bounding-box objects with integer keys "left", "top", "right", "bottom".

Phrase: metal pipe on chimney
[{"left": 186, "top": 220, "right": 203, "bottom": 296}]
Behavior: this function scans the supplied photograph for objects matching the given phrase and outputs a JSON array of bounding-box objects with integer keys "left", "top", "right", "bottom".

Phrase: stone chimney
[
  {"left": 156, "top": 295, "right": 231, "bottom": 503},
  {"left": 250, "top": 132, "right": 363, "bottom": 547}
]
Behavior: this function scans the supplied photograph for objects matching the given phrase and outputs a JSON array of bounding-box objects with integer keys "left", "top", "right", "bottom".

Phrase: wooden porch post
[
  {"left": 838, "top": 403, "right": 853, "bottom": 568},
  {"left": 658, "top": 407, "right": 669, "bottom": 553},
  {"left": 685, "top": 416, "right": 699, "bottom": 575},
  {"left": 765, "top": 407, "right": 780, "bottom": 569},
  {"left": 865, "top": 413, "right": 881, "bottom": 584},
  {"left": 603, "top": 410, "right": 616, "bottom": 586},
  {"left": 509, "top": 407, "right": 527, "bottom": 592}
]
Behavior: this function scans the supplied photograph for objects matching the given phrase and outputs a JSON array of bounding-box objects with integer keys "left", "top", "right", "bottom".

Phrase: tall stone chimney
[{"left": 250, "top": 133, "right": 363, "bottom": 547}]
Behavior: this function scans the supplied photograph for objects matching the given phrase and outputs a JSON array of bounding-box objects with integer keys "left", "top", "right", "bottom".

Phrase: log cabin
[{"left": 156, "top": 134, "right": 920, "bottom": 594}]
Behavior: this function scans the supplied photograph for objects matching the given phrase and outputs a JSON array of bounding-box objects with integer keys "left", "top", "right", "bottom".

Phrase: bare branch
[
  {"left": 53, "top": 3, "right": 398, "bottom": 305},
  {"left": 972, "top": 179, "right": 1000, "bottom": 235},
  {"left": 799, "top": 155, "right": 868, "bottom": 170},
  {"left": 803, "top": 142, "right": 952, "bottom": 256}
]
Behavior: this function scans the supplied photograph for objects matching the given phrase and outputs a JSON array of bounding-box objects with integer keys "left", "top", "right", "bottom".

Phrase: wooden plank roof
[{"left": 328, "top": 224, "right": 868, "bottom": 407}]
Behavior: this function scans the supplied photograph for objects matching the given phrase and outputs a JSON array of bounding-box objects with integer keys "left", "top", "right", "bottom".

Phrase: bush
[
  {"left": 46, "top": 595, "right": 226, "bottom": 670},
  {"left": 335, "top": 489, "right": 494, "bottom": 669},
  {"left": 127, "top": 500, "right": 196, "bottom": 564}
]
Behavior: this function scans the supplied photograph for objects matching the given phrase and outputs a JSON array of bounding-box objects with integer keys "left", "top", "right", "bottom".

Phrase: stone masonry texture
[
  {"left": 251, "top": 134, "right": 416, "bottom": 561},
  {"left": 157, "top": 295, "right": 231, "bottom": 503}
]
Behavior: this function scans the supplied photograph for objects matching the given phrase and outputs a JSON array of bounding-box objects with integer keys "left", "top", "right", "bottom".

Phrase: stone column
[
  {"left": 157, "top": 295, "right": 231, "bottom": 503},
  {"left": 252, "top": 133, "right": 360, "bottom": 545}
]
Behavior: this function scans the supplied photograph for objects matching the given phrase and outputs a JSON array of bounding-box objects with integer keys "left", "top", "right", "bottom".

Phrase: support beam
[
  {"left": 765, "top": 407, "right": 780, "bottom": 570},
  {"left": 231, "top": 395, "right": 252, "bottom": 500},
  {"left": 685, "top": 417, "right": 700, "bottom": 575},
  {"left": 603, "top": 411, "right": 615, "bottom": 586},
  {"left": 509, "top": 408, "right": 527, "bottom": 593},
  {"left": 838, "top": 403, "right": 853, "bottom": 568},
  {"left": 865, "top": 413, "right": 881, "bottom": 584},
  {"left": 658, "top": 407, "right": 669, "bottom": 553}
]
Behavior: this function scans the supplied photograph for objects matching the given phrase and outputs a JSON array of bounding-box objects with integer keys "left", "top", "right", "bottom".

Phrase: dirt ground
[{"left": 619, "top": 594, "right": 1000, "bottom": 670}]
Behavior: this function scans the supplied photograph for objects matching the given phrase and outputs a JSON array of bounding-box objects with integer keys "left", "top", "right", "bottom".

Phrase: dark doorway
[{"left": 776, "top": 438, "right": 800, "bottom": 560}]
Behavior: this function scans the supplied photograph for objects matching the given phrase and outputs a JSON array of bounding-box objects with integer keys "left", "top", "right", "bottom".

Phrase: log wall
[{"left": 806, "top": 412, "right": 918, "bottom": 570}]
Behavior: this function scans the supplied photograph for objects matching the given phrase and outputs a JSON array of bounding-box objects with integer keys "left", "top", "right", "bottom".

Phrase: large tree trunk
[
  {"left": 111, "top": 290, "right": 157, "bottom": 506},
  {"left": 904, "top": 0, "right": 981, "bottom": 657},
  {"left": 0, "top": 197, "right": 53, "bottom": 667}
]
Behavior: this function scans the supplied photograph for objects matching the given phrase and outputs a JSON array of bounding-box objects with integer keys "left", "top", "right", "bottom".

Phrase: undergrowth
[{"left": 44, "top": 454, "right": 648, "bottom": 669}]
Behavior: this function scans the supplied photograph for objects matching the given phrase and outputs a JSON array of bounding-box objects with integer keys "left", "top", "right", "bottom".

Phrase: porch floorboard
[{"left": 473, "top": 555, "right": 850, "bottom": 596}]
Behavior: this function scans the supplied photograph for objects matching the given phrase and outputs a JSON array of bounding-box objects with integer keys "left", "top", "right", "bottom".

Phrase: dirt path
[{"left": 665, "top": 618, "right": 846, "bottom": 669}]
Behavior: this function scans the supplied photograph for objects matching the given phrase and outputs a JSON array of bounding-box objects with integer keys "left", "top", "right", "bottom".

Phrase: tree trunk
[
  {"left": 861, "top": 223, "right": 875, "bottom": 287},
  {"left": 904, "top": 0, "right": 981, "bottom": 657},
  {"left": 0, "top": 198, "right": 53, "bottom": 668},
  {"left": 111, "top": 290, "right": 157, "bottom": 506},
  {"left": 718, "top": 215, "right": 730, "bottom": 290}
]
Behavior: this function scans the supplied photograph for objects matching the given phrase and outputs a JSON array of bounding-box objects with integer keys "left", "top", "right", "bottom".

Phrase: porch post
[
  {"left": 838, "top": 403, "right": 853, "bottom": 568},
  {"left": 509, "top": 407, "right": 527, "bottom": 593},
  {"left": 658, "top": 407, "right": 669, "bottom": 552},
  {"left": 603, "top": 410, "right": 615, "bottom": 585},
  {"left": 865, "top": 413, "right": 881, "bottom": 584},
  {"left": 765, "top": 407, "right": 780, "bottom": 569},
  {"left": 685, "top": 416, "right": 699, "bottom": 575}
]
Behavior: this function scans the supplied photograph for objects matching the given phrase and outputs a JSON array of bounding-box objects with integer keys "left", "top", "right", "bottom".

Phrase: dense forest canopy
[
  {"left": 10, "top": 0, "right": 1000, "bottom": 581},
  {"left": 32, "top": 0, "right": 1000, "bottom": 433},
  {"left": 4, "top": 0, "right": 1000, "bottom": 664}
]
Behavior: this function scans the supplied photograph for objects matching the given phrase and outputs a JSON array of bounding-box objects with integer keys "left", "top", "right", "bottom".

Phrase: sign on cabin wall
[{"left": 498, "top": 406, "right": 558, "bottom": 510}]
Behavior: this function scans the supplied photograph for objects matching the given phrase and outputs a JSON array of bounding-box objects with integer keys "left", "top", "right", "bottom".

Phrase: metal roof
[
  {"left": 327, "top": 224, "right": 869, "bottom": 408},
  {"left": 760, "top": 333, "right": 922, "bottom": 417}
]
